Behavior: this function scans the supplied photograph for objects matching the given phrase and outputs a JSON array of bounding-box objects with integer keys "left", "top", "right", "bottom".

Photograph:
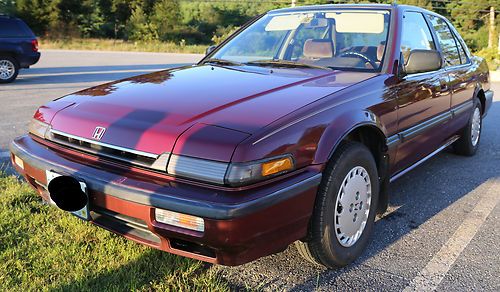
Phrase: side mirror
[
  {"left": 404, "top": 49, "right": 442, "bottom": 75},
  {"left": 206, "top": 45, "right": 217, "bottom": 56}
]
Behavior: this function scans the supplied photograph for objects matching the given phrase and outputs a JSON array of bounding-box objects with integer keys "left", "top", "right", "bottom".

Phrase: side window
[
  {"left": 0, "top": 19, "right": 31, "bottom": 37},
  {"left": 401, "top": 12, "right": 436, "bottom": 64},
  {"left": 455, "top": 37, "right": 468, "bottom": 64},
  {"left": 452, "top": 33, "right": 469, "bottom": 64},
  {"left": 428, "top": 15, "right": 461, "bottom": 67}
]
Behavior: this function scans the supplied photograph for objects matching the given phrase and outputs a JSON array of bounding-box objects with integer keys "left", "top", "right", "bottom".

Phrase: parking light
[{"left": 155, "top": 208, "right": 205, "bottom": 232}]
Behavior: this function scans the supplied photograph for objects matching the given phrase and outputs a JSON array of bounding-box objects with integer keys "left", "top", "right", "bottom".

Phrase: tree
[
  {"left": 127, "top": 3, "right": 156, "bottom": 41},
  {"left": 150, "top": 0, "right": 181, "bottom": 41},
  {"left": 0, "top": 0, "right": 16, "bottom": 14}
]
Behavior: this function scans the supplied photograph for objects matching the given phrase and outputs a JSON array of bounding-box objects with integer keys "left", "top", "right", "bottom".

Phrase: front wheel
[
  {"left": 454, "top": 100, "right": 482, "bottom": 156},
  {"left": 0, "top": 55, "right": 19, "bottom": 84},
  {"left": 295, "top": 141, "right": 379, "bottom": 268}
]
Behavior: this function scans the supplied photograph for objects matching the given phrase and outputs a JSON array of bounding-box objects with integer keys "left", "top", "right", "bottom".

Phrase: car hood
[{"left": 45, "top": 64, "right": 376, "bottom": 160}]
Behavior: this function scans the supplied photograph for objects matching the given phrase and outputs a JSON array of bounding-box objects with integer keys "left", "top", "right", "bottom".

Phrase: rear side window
[
  {"left": 0, "top": 18, "right": 34, "bottom": 38},
  {"left": 428, "top": 15, "right": 461, "bottom": 67},
  {"left": 455, "top": 36, "right": 468, "bottom": 64},
  {"left": 401, "top": 12, "right": 436, "bottom": 64}
]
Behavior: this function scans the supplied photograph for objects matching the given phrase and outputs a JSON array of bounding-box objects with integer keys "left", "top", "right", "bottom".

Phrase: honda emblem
[{"left": 92, "top": 127, "right": 106, "bottom": 140}]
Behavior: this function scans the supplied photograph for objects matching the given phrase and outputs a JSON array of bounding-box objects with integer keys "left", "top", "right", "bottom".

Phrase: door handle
[{"left": 439, "top": 82, "right": 448, "bottom": 92}]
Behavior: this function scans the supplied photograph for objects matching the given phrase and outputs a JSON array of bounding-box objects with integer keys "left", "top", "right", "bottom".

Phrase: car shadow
[{"left": 216, "top": 100, "right": 500, "bottom": 290}]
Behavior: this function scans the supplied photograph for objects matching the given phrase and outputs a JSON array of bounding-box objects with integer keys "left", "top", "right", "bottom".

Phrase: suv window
[
  {"left": 428, "top": 15, "right": 461, "bottom": 67},
  {"left": 401, "top": 12, "right": 436, "bottom": 65},
  {"left": 0, "top": 18, "right": 34, "bottom": 38}
]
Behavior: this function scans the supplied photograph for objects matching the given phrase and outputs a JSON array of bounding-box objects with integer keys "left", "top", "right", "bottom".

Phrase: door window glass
[
  {"left": 401, "top": 12, "right": 436, "bottom": 64},
  {"left": 428, "top": 15, "right": 461, "bottom": 67}
]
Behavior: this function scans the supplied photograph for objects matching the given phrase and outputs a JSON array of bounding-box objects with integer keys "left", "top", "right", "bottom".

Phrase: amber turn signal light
[{"left": 261, "top": 157, "right": 293, "bottom": 177}]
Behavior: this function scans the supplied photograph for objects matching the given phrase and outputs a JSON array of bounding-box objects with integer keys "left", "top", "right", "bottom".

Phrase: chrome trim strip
[
  {"left": 50, "top": 129, "right": 159, "bottom": 159},
  {"left": 386, "top": 100, "right": 472, "bottom": 149},
  {"left": 399, "top": 111, "right": 452, "bottom": 142},
  {"left": 390, "top": 135, "right": 459, "bottom": 182},
  {"left": 167, "top": 154, "right": 228, "bottom": 184},
  {"left": 386, "top": 134, "right": 401, "bottom": 150},
  {"left": 451, "top": 100, "right": 473, "bottom": 117}
]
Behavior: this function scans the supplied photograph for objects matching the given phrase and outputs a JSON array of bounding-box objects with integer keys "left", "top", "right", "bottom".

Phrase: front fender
[{"left": 314, "top": 109, "right": 387, "bottom": 164}]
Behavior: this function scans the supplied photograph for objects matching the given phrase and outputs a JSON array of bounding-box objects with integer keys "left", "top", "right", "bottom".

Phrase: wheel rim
[
  {"left": 471, "top": 107, "right": 481, "bottom": 147},
  {"left": 334, "top": 166, "right": 372, "bottom": 247},
  {"left": 0, "top": 59, "right": 15, "bottom": 80}
]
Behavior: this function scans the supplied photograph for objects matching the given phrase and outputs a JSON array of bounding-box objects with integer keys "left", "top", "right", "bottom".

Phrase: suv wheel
[
  {"left": 0, "top": 55, "right": 19, "bottom": 83},
  {"left": 295, "top": 141, "right": 379, "bottom": 268},
  {"left": 454, "top": 99, "right": 482, "bottom": 156}
]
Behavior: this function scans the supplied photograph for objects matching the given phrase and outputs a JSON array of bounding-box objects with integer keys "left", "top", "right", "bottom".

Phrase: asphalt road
[{"left": 1, "top": 50, "right": 499, "bottom": 291}]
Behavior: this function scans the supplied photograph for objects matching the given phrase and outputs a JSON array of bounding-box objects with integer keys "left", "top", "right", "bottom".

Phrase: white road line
[
  {"left": 403, "top": 179, "right": 500, "bottom": 292},
  {"left": 0, "top": 151, "right": 10, "bottom": 158},
  {"left": 20, "top": 68, "right": 161, "bottom": 77}
]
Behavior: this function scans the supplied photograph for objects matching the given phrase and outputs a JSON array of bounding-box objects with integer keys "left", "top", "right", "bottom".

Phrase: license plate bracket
[{"left": 46, "top": 170, "right": 91, "bottom": 221}]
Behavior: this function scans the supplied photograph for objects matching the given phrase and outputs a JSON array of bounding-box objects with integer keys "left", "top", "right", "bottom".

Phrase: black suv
[{"left": 0, "top": 15, "right": 40, "bottom": 83}]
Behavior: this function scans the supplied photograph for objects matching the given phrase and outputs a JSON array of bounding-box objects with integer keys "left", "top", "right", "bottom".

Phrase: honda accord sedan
[{"left": 10, "top": 4, "right": 493, "bottom": 268}]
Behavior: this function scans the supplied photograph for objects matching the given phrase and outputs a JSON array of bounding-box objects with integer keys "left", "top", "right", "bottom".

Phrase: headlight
[
  {"left": 28, "top": 119, "right": 50, "bottom": 139},
  {"left": 225, "top": 155, "right": 294, "bottom": 187},
  {"left": 166, "top": 154, "right": 295, "bottom": 187},
  {"left": 167, "top": 154, "right": 228, "bottom": 184}
]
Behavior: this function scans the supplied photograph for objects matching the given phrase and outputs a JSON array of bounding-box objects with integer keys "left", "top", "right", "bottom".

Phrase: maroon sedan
[{"left": 10, "top": 4, "right": 493, "bottom": 268}]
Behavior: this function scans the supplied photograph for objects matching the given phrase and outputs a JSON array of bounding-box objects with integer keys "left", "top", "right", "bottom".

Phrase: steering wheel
[{"left": 339, "top": 51, "right": 378, "bottom": 69}]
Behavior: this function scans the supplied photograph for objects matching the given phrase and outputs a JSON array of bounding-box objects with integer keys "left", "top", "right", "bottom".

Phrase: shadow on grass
[{"left": 51, "top": 249, "right": 215, "bottom": 291}]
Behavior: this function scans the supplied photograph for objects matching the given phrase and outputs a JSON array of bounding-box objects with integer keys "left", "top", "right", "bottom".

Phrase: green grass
[
  {"left": 0, "top": 174, "right": 229, "bottom": 291},
  {"left": 40, "top": 38, "right": 207, "bottom": 54}
]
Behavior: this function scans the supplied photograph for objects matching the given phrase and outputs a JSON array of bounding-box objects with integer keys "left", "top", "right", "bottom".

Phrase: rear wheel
[
  {"left": 454, "top": 99, "right": 482, "bottom": 156},
  {"left": 295, "top": 141, "right": 379, "bottom": 268},
  {"left": 0, "top": 55, "right": 19, "bottom": 83}
]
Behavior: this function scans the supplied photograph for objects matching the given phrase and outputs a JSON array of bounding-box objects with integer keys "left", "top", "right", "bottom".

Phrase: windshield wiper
[
  {"left": 246, "top": 59, "right": 332, "bottom": 70},
  {"left": 203, "top": 58, "right": 243, "bottom": 66}
]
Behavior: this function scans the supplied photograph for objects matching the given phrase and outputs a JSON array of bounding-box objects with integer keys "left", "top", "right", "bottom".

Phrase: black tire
[
  {"left": 454, "top": 99, "right": 482, "bottom": 156},
  {"left": 0, "top": 55, "right": 19, "bottom": 84},
  {"left": 295, "top": 141, "right": 379, "bottom": 268}
]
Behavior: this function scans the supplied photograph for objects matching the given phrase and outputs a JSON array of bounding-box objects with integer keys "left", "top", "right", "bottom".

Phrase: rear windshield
[{"left": 0, "top": 18, "right": 34, "bottom": 38}]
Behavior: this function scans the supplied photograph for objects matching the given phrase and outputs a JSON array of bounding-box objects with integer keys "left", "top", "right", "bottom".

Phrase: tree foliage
[{"left": 0, "top": 0, "right": 497, "bottom": 50}]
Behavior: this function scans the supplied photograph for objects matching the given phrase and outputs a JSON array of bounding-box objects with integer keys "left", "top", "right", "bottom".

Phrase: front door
[{"left": 393, "top": 11, "right": 452, "bottom": 174}]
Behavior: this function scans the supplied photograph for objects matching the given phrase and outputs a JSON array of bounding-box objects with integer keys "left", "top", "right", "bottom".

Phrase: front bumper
[{"left": 10, "top": 135, "right": 321, "bottom": 265}]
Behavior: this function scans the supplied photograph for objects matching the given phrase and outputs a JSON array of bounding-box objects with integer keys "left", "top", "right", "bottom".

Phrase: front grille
[{"left": 48, "top": 130, "right": 169, "bottom": 171}]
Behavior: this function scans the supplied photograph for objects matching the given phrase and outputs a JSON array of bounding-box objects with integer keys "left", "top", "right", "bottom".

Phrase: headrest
[
  {"left": 377, "top": 41, "right": 386, "bottom": 61},
  {"left": 303, "top": 39, "right": 333, "bottom": 59}
]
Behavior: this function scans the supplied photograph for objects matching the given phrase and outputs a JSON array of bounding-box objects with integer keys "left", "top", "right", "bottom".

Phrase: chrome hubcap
[
  {"left": 334, "top": 166, "right": 372, "bottom": 247},
  {"left": 0, "top": 60, "right": 15, "bottom": 80},
  {"left": 471, "top": 107, "right": 481, "bottom": 147}
]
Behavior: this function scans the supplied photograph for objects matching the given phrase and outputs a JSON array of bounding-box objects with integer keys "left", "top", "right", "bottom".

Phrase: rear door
[
  {"left": 427, "top": 15, "right": 475, "bottom": 133},
  {"left": 392, "top": 11, "right": 452, "bottom": 174}
]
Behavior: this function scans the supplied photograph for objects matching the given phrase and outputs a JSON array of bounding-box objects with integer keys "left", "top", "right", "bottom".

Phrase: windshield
[{"left": 211, "top": 10, "right": 391, "bottom": 71}]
